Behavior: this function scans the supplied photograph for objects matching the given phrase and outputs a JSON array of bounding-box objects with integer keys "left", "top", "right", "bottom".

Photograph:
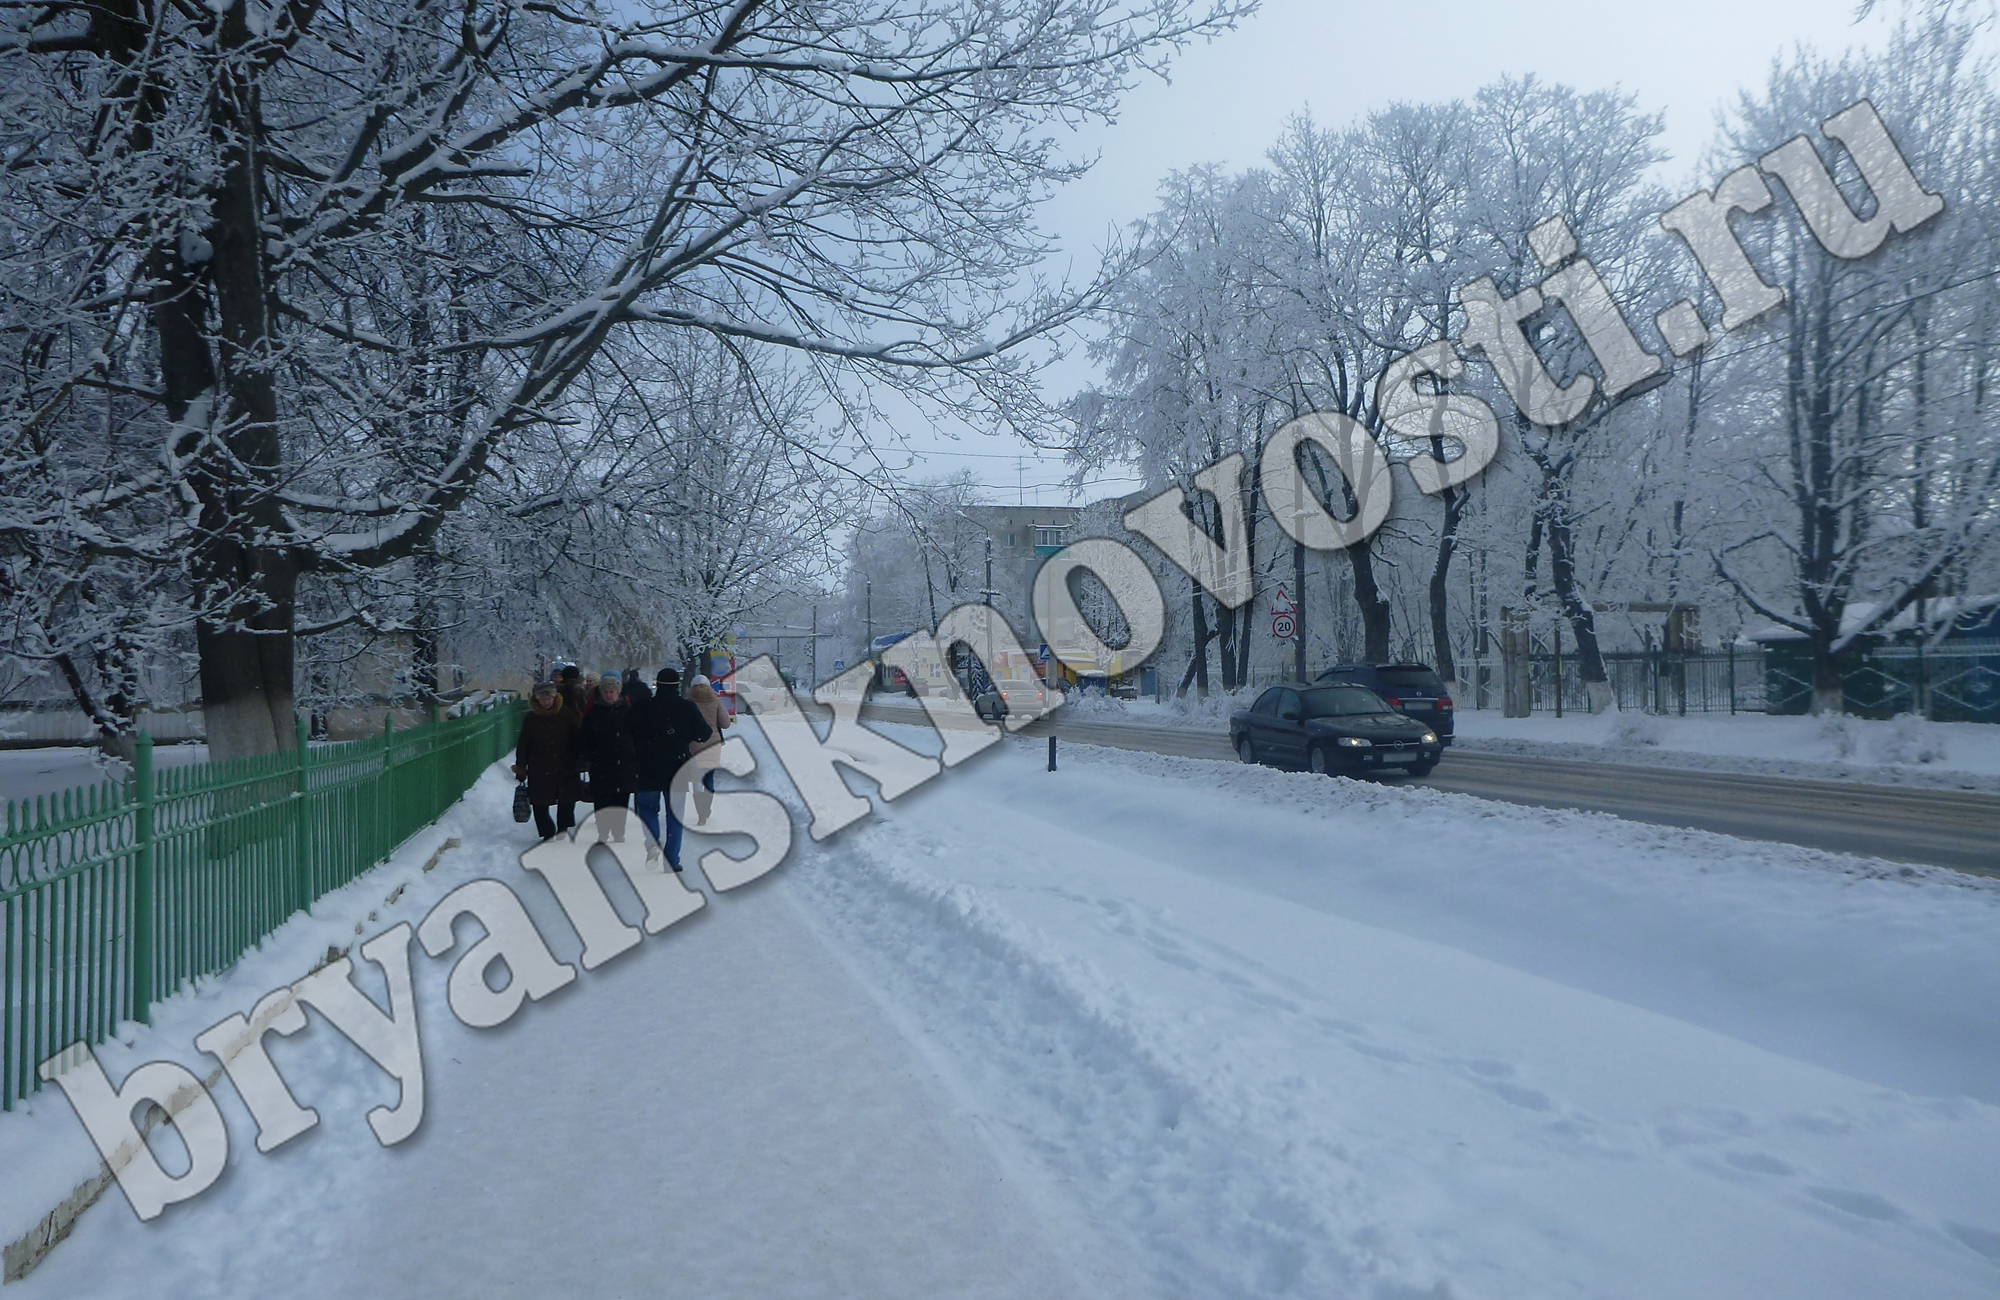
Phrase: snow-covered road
[{"left": 7, "top": 718, "right": 1998, "bottom": 1299}]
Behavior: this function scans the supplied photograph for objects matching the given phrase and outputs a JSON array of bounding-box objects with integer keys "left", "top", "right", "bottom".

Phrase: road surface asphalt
[{"left": 855, "top": 699, "right": 1999, "bottom": 877}]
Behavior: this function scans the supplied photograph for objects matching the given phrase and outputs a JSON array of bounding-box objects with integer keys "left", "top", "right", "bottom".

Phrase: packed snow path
[
  {"left": 8, "top": 719, "right": 1999, "bottom": 1298},
  {"left": 7, "top": 776, "right": 1104, "bottom": 1300}
]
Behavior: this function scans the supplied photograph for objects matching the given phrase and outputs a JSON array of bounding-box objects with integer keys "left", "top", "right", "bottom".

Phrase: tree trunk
[
  {"left": 1293, "top": 539, "right": 1308, "bottom": 681},
  {"left": 1544, "top": 508, "right": 1613, "bottom": 713},
  {"left": 1215, "top": 599, "right": 1240, "bottom": 691},
  {"left": 1429, "top": 485, "right": 1463, "bottom": 683},
  {"left": 1347, "top": 543, "right": 1391, "bottom": 662},
  {"left": 1187, "top": 583, "right": 1212, "bottom": 698},
  {"left": 196, "top": 547, "right": 300, "bottom": 759},
  {"left": 188, "top": 8, "right": 299, "bottom": 760},
  {"left": 412, "top": 549, "right": 443, "bottom": 706},
  {"left": 1809, "top": 634, "right": 1845, "bottom": 716}
]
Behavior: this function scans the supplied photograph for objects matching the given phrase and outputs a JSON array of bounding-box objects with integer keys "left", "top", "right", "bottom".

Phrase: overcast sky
[{"left": 891, "top": 0, "right": 1902, "bottom": 508}]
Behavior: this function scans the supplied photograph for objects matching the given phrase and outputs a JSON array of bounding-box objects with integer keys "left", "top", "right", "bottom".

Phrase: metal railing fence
[
  {"left": 1765, "top": 638, "right": 2000, "bottom": 722},
  {"left": 1458, "top": 648, "right": 1766, "bottom": 715},
  {"left": 0, "top": 699, "right": 524, "bottom": 1110}
]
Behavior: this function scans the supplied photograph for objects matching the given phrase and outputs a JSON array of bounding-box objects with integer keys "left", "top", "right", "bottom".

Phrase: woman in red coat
[{"left": 513, "top": 682, "right": 583, "bottom": 838}]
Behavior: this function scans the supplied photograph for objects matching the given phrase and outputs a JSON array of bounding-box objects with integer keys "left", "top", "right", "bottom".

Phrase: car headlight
[
  {"left": 1421, "top": 732, "right": 1437, "bottom": 744},
  {"left": 1335, "top": 736, "right": 1371, "bottom": 748}
]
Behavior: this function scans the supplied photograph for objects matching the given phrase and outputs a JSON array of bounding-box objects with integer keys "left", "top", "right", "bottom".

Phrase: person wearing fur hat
[{"left": 513, "top": 682, "right": 582, "bottom": 839}]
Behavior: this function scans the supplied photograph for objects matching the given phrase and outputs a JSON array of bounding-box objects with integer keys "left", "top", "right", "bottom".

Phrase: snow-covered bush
[
  {"left": 1605, "top": 711, "right": 1664, "bottom": 747},
  {"left": 1156, "top": 687, "right": 1259, "bottom": 728},
  {"left": 1059, "top": 691, "right": 1134, "bottom": 721},
  {"left": 1817, "top": 714, "right": 1860, "bottom": 760},
  {"left": 1872, "top": 713, "right": 1950, "bottom": 765}
]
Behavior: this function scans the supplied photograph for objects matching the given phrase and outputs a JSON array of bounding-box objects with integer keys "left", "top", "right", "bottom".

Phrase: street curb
[
  {"left": 1, "top": 836, "right": 460, "bottom": 1285},
  {"left": 1, "top": 1060, "right": 226, "bottom": 1285}
]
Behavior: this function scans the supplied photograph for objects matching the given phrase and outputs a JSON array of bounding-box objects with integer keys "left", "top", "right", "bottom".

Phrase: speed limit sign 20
[{"left": 1271, "top": 613, "right": 1296, "bottom": 641}]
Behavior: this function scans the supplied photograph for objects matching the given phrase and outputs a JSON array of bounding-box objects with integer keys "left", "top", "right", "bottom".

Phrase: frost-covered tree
[
  {"left": 1078, "top": 166, "right": 1288, "bottom": 693},
  {"left": 0, "top": 0, "right": 1248, "bottom": 757},
  {"left": 1706, "top": 9, "right": 2000, "bottom": 712}
]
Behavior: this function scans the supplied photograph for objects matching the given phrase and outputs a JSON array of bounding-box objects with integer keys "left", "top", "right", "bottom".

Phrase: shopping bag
[{"left": 512, "top": 781, "right": 532, "bottom": 823}]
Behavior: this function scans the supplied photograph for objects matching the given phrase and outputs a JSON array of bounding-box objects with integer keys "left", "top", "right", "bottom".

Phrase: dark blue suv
[{"left": 1312, "top": 663, "right": 1454, "bottom": 744}]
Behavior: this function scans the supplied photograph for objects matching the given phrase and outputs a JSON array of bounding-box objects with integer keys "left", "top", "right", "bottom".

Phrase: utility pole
[
  {"left": 980, "top": 532, "right": 998, "bottom": 693},
  {"left": 811, "top": 604, "right": 818, "bottom": 686},
  {"left": 865, "top": 579, "right": 873, "bottom": 652}
]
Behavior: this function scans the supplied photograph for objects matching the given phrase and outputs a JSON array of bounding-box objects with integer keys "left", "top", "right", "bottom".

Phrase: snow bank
[
  {"left": 1060, "top": 695, "right": 2000, "bottom": 792},
  {"left": 1453, "top": 710, "right": 2000, "bottom": 791}
]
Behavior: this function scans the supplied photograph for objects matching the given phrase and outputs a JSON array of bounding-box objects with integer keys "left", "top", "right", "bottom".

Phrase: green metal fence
[
  {"left": 0, "top": 698, "right": 524, "bottom": 1110},
  {"left": 1763, "top": 637, "right": 2000, "bottom": 721}
]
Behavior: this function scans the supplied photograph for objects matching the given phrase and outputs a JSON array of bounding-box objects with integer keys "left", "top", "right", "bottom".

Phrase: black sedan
[{"left": 1230, "top": 683, "right": 1443, "bottom": 777}]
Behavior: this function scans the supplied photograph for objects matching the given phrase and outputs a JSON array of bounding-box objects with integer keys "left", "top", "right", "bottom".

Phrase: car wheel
[
  {"left": 1308, "top": 743, "right": 1332, "bottom": 776},
  {"left": 1408, "top": 759, "right": 1437, "bottom": 777},
  {"left": 1237, "top": 735, "right": 1256, "bottom": 765}
]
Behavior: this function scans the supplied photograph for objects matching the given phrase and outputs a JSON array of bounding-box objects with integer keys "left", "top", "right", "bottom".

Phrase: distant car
[
  {"left": 731, "top": 674, "right": 790, "bottom": 714},
  {"left": 1229, "top": 683, "right": 1442, "bottom": 776},
  {"left": 1313, "top": 662, "right": 1454, "bottom": 744},
  {"left": 973, "top": 684, "right": 1009, "bottom": 722},
  {"left": 967, "top": 667, "right": 1020, "bottom": 722}
]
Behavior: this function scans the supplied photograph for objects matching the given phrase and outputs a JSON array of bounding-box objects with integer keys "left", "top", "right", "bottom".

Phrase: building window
[{"left": 1033, "top": 525, "right": 1068, "bottom": 549}]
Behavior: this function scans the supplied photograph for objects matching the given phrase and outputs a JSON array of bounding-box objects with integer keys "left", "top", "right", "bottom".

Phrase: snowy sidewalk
[
  {"left": 793, "top": 728, "right": 2000, "bottom": 1299},
  {"left": 4, "top": 772, "right": 1104, "bottom": 1299}
]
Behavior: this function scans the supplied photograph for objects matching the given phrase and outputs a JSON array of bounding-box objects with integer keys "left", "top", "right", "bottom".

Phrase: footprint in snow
[
  {"left": 1723, "top": 1151, "right": 1797, "bottom": 1177},
  {"left": 1946, "top": 1223, "right": 2000, "bottom": 1264},
  {"left": 1480, "top": 1080, "right": 1555, "bottom": 1112},
  {"left": 1808, "top": 1187, "right": 1903, "bottom": 1221}
]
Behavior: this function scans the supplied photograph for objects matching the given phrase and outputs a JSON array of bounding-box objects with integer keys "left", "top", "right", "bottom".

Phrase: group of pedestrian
[{"left": 512, "top": 663, "right": 730, "bottom": 871}]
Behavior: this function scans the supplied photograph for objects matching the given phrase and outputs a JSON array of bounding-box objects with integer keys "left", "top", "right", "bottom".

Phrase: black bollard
[{"left": 1048, "top": 734, "right": 1057, "bottom": 771}]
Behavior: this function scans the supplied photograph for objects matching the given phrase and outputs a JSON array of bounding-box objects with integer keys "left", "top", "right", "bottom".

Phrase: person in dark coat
[
  {"left": 578, "top": 671, "right": 637, "bottom": 837},
  {"left": 629, "top": 669, "right": 712, "bottom": 870},
  {"left": 557, "top": 664, "right": 588, "bottom": 717},
  {"left": 513, "top": 682, "right": 582, "bottom": 839}
]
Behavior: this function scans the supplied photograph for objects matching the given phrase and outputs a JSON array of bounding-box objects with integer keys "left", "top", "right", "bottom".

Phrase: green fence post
[
  {"left": 382, "top": 712, "right": 395, "bottom": 860},
  {"left": 429, "top": 702, "right": 442, "bottom": 819},
  {"left": 293, "top": 713, "right": 312, "bottom": 915},
  {"left": 130, "top": 731, "right": 156, "bottom": 1025}
]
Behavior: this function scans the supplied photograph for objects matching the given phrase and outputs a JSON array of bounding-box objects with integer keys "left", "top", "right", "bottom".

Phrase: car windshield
[
  {"left": 1375, "top": 668, "right": 1445, "bottom": 692},
  {"left": 1300, "top": 685, "right": 1393, "bottom": 718}
]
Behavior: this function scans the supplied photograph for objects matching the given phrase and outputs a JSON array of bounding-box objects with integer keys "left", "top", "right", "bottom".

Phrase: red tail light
[
  {"left": 1438, "top": 697, "right": 1454, "bottom": 711},
  {"left": 1385, "top": 697, "right": 1401, "bottom": 709}
]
